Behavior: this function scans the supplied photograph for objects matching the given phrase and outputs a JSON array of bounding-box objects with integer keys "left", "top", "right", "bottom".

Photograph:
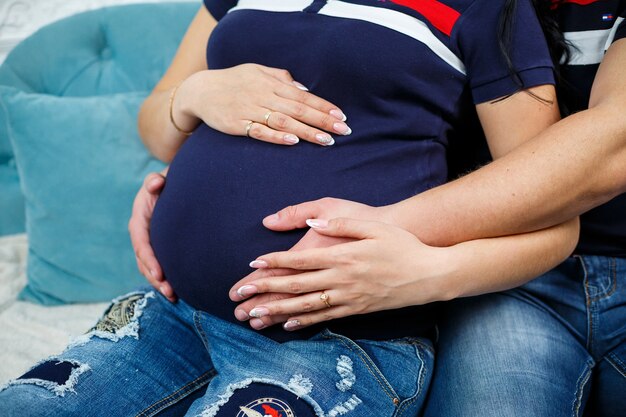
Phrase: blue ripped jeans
[
  {"left": 0, "top": 288, "right": 433, "bottom": 417},
  {"left": 424, "top": 255, "right": 626, "bottom": 417}
]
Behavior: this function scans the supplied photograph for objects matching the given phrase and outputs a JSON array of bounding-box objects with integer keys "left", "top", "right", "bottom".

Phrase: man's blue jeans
[
  {"left": 424, "top": 255, "right": 626, "bottom": 417},
  {"left": 0, "top": 288, "right": 433, "bottom": 416}
]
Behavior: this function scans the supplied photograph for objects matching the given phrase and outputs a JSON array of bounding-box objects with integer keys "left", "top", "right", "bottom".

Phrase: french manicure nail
[
  {"left": 235, "top": 308, "right": 249, "bottom": 321},
  {"left": 315, "top": 134, "right": 335, "bottom": 146},
  {"left": 306, "top": 218, "right": 328, "bottom": 229},
  {"left": 283, "top": 134, "right": 300, "bottom": 144},
  {"left": 249, "top": 260, "right": 268, "bottom": 268},
  {"left": 159, "top": 285, "right": 169, "bottom": 297},
  {"left": 283, "top": 319, "right": 301, "bottom": 330},
  {"left": 329, "top": 109, "right": 347, "bottom": 121},
  {"left": 237, "top": 285, "right": 258, "bottom": 298},
  {"left": 249, "top": 307, "right": 270, "bottom": 318},
  {"left": 264, "top": 213, "right": 280, "bottom": 225},
  {"left": 293, "top": 81, "right": 309, "bottom": 91},
  {"left": 333, "top": 122, "right": 352, "bottom": 135}
]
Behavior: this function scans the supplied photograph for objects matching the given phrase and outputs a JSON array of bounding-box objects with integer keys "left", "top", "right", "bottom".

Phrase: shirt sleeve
[
  {"left": 453, "top": 0, "right": 555, "bottom": 104},
  {"left": 203, "top": 0, "right": 238, "bottom": 21}
]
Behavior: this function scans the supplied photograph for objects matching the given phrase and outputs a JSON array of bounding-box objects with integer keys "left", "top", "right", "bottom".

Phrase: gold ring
[
  {"left": 320, "top": 291, "right": 332, "bottom": 308},
  {"left": 245, "top": 120, "right": 254, "bottom": 137},
  {"left": 263, "top": 111, "right": 273, "bottom": 126}
]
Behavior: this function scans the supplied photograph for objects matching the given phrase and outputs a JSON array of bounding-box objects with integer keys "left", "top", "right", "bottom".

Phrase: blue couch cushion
[
  {"left": 0, "top": 2, "right": 197, "bottom": 236},
  {"left": 0, "top": 88, "right": 166, "bottom": 304}
]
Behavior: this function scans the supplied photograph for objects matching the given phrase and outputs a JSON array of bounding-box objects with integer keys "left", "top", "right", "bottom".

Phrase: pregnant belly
[{"left": 150, "top": 123, "right": 444, "bottom": 330}]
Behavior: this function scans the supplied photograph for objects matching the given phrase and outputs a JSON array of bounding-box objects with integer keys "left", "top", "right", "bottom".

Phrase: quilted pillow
[{"left": 0, "top": 88, "right": 166, "bottom": 304}]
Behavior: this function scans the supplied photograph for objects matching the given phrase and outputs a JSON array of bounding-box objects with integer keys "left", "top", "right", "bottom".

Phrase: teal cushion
[
  {"left": 0, "top": 2, "right": 197, "bottom": 236},
  {"left": 0, "top": 161, "right": 25, "bottom": 236},
  {"left": 0, "top": 87, "right": 166, "bottom": 304}
]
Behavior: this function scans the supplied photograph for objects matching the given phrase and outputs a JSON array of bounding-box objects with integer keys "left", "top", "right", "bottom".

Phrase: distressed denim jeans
[
  {"left": 423, "top": 255, "right": 626, "bottom": 417},
  {"left": 0, "top": 287, "right": 433, "bottom": 417}
]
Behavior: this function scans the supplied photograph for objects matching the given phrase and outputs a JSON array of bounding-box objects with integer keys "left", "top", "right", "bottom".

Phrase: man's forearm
[
  {"left": 392, "top": 40, "right": 626, "bottom": 247},
  {"left": 393, "top": 106, "right": 625, "bottom": 246}
]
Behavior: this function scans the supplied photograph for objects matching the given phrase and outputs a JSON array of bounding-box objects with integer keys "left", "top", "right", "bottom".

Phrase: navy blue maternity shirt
[{"left": 150, "top": 0, "right": 555, "bottom": 342}]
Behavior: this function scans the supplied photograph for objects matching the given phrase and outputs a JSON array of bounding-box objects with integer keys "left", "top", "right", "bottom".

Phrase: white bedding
[{"left": 0, "top": 234, "right": 108, "bottom": 384}]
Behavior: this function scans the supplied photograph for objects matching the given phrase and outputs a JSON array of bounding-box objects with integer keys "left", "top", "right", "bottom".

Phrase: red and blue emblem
[{"left": 238, "top": 397, "right": 295, "bottom": 417}]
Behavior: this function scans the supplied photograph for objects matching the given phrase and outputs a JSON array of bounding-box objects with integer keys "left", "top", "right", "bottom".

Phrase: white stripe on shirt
[{"left": 226, "top": 0, "right": 466, "bottom": 75}]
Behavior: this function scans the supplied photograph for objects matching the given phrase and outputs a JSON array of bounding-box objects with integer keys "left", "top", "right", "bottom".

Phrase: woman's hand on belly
[
  {"left": 230, "top": 229, "right": 352, "bottom": 330},
  {"left": 128, "top": 170, "right": 177, "bottom": 302},
  {"left": 230, "top": 218, "right": 449, "bottom": 331},
  {"left": 180, "top": 64, "right": 351, "bottom": 146}
]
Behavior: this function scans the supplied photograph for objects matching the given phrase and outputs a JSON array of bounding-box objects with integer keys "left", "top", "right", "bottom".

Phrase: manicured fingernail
[
  {"left": 264, "top": 213, "right": 280, "bottom": 225},
  {"left": 250, "top": 318, "right": 267, "bottom": 330},
  {"left": 283, "top": 134, "right": 299, "bottom": 144},
  {"left": 329, "top": 109, "right": 347, "bottom": 121},
  {"left": 249, "top": 260, "right": 268, "bottom": 268},
  {"left": 333, "top": 122, "right": 351, "bottom": 135},
  {"left": 283, "top": 319, "right": 301, "bottom": 330},
  {"left": 293, "top": 81, "right": 309, "bottom": 91},
  {"left": 235, "top": 308, "right": 249, "bottom": 321},
  {"left": 306, "top": 218, "right": 328, "bottom": 229},
  {"left": 237, "top": 285, "right": 258, "bottom": 298},
  {"left": 159, "top": 285, "right": 170, "bottom": 297},
  {"left": 316, "top": 134, "right": 335, "bottom": 146},
  {"left": 249, "top": 307, "right": 270, "bottom": 318}
]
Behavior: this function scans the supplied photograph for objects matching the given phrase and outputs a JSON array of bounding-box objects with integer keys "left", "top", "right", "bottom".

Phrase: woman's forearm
[
  {"left": 137, "top": 6, "right": 216, "bottom": 162},
  {"left": 437, "top": 217, "right": 580, "bottom": 301}
]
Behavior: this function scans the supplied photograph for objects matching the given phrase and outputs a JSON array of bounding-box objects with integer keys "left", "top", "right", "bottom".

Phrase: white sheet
[{"left": 0, "top": 234, "right": 108, "bottom": 384}]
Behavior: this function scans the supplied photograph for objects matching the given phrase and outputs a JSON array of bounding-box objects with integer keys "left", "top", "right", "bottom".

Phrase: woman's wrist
[{"left": 170, "top": 74, "right": 203, "bottom": 132}]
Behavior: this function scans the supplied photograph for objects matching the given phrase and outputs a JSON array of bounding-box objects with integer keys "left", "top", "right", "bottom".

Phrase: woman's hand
[
  {"left": 128, "top": 171, "right": 177, "bottom": 302},
  {"left": 176, "top": 64, "right": 351, "bottom": 146},
  {"left": 230, "top": 218, "right": 453, "bottom": 331}
]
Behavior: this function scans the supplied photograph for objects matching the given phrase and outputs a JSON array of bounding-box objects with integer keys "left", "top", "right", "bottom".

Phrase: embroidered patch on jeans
[
  {"left": 90, "top": 294, "right": 144, "bottom": 333},
  {"left": 238, "top": 398, "right": 295, "bottom": 417},
  {"left": 211, "top": 383, "right": 316, "bottom": 417}
]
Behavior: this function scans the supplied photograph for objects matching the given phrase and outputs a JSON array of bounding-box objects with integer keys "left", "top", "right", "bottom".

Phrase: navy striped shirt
[
  {"left": 150, "top": 0, "right": 555, "bottom": 341},
  {"left": 557, "top": 0, "right": 626, "bottom": 256}
]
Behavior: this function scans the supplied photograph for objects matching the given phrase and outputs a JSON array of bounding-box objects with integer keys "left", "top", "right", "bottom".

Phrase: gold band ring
[
  {"left": 320, "top": 291, "right": 332, "bottom": 308},
  {"left": 263, "top": 111, "right": 273, "bottom": 126},
  {"left": 245, "top": 120, "right": 254, "bottom": 137}
]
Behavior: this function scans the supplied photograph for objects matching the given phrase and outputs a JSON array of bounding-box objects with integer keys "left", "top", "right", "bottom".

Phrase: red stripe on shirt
[
  {"left": 389, "top": 0, "right": 461, "bottom": 36},
  {"left": 552, "top": 0, "right": 605, "bottom": 8}
]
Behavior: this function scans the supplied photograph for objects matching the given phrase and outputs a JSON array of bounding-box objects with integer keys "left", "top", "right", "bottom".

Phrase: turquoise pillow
[{"left": 0, "top": 88, "right": 166, "bottom": 304}]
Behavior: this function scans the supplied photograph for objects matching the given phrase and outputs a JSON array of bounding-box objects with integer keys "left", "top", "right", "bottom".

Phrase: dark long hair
[{"left": 497, "top": 0, "right": 569, "bottom": 104}]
